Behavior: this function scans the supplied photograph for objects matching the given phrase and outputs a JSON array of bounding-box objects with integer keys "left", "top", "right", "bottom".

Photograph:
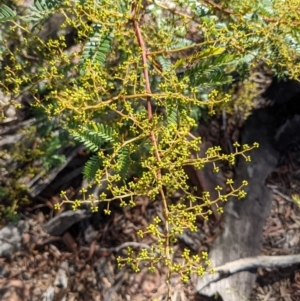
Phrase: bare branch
[{"left": 198, "top": 254, "right": 300, "bottom": 291}]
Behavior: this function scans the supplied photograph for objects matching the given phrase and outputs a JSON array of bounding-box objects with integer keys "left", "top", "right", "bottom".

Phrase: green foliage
[
  {"left": 0, "top": 5, "right": 16, "bottom": 21},
  {"left": 1, "top": 205, "right": 20, "bottom": 222},
  {"left": 70, "top": 122, "right": 132, "bottom": 182},
  {"left": 186, "top": 51, "right": 234, "bottom": 88},
  {"left": 24, "top": 0, "right": 63, "bottom": 25},
  {"left": 80, "top": 24, "right": 112, "bottom": 68},
  {"left": 39, "top": 135, "right": 66, "bottom": 171},
  {"left": 117, "top": 146, "right": 130, "bottom": 182},
  {"left": 1, "top": 0, "right": 300, "bottom": 296},
  {"left": 83, "top": 154, "right": 103, "bottom": 182},
  {"left": 72, "top": 123, "right": 115, "bottom": 151},
  {"left": 166, "top": 103, "right": 180, "bottom": 127}
]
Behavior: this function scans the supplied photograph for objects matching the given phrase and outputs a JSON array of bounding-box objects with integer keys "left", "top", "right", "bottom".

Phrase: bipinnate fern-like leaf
[
  {"left": 92, "top": 123, "right": 115, "bottom": 142},
  {"left": 116, "top": 146, "right": 130, "bottom": 182},
  {"left": 73, "top": 132, "right": 100, "bottom": 152},
  {"left": 187, "top": 52, "right": 234, "bottom": 88},
  {"left": 166, "top": 105, "right": 179, "bottom": 127},
  {"left": 71, "top": 123, "right": 116, "bottom": 182},
  {"left": 0, "top": 5, "right": 16, "bottom": 22},
  {"left": 174, "top": 46, "right": 226, "bottom": 70},
  {"left": 157, "top": 55, "right": 172, "bottom": 72},
  {"left": 25, "top": 0, "right": 63, "bottom": 24},
  {"left": 72, "top": 123, "right": 115, "bottom": 152},
  {"left": 33, "top": 0, "right": 62, "bottom": 10},
  {"left": 83, "top": 154, "right": 103, "bottom": 182},
  {"left": 81, "top": 23, "right": 112, "bottom": 67}
]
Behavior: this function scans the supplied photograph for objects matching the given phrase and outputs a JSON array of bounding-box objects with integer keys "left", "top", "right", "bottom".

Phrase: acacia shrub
[{"left": 0, "top": 0, "right": 300, "bottom": 294}]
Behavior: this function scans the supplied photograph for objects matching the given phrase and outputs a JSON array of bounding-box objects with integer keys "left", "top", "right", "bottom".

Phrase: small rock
[
  {"left": 54, "top": 261, "right": 68, "bottom": 289},
  {"left": 21, "top": 272, "right": 31, "bottom": 280},
  {"left": 4, "top": 105, "right": 16, "bottom": 118},
  {"left": 0, "top": 264, "right": 9, "bottom": 278},
  {"left": 0, "top": 220, "right": 29, "bottom": 257},
  {"left": 42, "top": 286, "right": 54, "bottom": 301},
  {"left": 33, "top": 286, "right": 43, "bottom": 296},
  {"left": 68, "top": 264, "right": 76, "bottom": 276},
  {"left": 76, "top": 283, "right": 85, "bottom": 292},
  {"left": 37, "top": 211, "right": 45, "bottom": 224},
  {"left": 81, "top": 219, "right": 97, "bottom": 244}
]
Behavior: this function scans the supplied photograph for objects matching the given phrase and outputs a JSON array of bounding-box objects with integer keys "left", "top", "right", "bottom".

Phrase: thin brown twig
[
  {"left": 202, "top": 0, "right": 234, "bottom": 15},
  {"left": 203, "top": 0, "right": 300, "bottom": 25},
  {"left": 131, "top": 2, "right": 171, "bottom": 298}
]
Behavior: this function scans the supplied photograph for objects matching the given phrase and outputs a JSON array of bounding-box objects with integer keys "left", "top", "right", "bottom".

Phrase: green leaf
[
  {"left": 116, "top": 146, "right": 130, "bottom": 182},
  {"left": 174, "top": 46, "right": 226, "bottom": 70},
  {"left": 24, "top": 0, "right": 62, "bottom": 24},
  {"left": 165, "top": 103, "right": 179, "bottom": 126},
  {"left": 83, "top": 154, "right": 103, "bottom": 182},
  {"left": 0, "top": 5, "right": 16, "bottom": 22},
  {"left": 80, "top": 24, "right": 112, "bottom": 67},
  {"left": 158, "top": 55, "right": 172, "bottom": 72},
  {"left": 186, "top": 52, "right": 235, "bottom": 88},
  {"left": 71, "top": 123, "right": 116, "bottom": 152},
  {"left": 33, "top": 0, "right": 62, "bottom": 11}
]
